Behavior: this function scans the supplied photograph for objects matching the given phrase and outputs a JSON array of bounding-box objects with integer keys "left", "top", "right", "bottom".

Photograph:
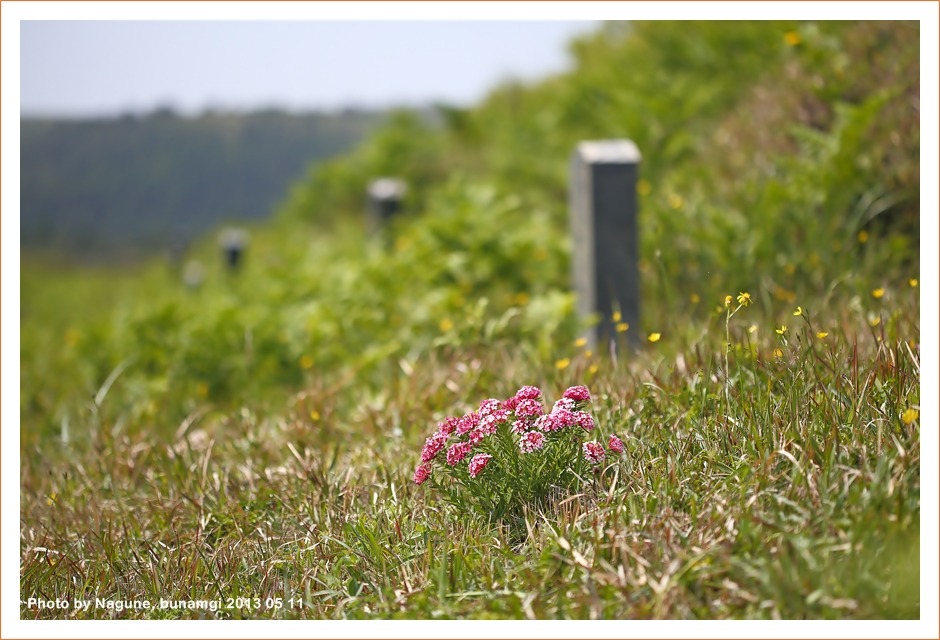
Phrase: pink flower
[
  {"left": 486, "top": 408, "right": 512, "bottom": 425},
  {"left": 534, "top": 414, "right": 560, "bottom": 432},
  {"left": 519, "top": 430, "right": 546, "bottom": 453},
  {"left": 420, "top": 432, "right": 448, "bottom": 463},
  {"left": 575, "top": 411, "right": 595, "bottom": 431},
  {"left": 468, "top": 419, "right": 500, "bottom": 444},
  {"left": 583, "top": 441, "right": 605, "bottom": 465},
  {"left": 455, "top": 412, "right": 479, "bottom": 435},
  {"left": 563, "top": 385, "right": 591, "bottom": 402},
  {"left": 413, "top": 464, "right": 431, "bottom": 485},
  {"left": 446, "top": 441, "right": 473, "bottom": 466},
  {"left": 552, "top": 397, "right": 576, "bottom": 413},
  {"left": 607, "top": 435, "right": 625, "bottom": 454},
  {"left": 479, "top": 398, "right": 502, "bottom": 416},
  {"left": 516, "top": 385, "right": 542, "bottom": 399},
  {"left": 551, "top": 407, "right": 578, "bottom": 429},
  {"left": 515, "top": 398, "right": 543, "bottom": 419},
  {"left": 476, "top": 416, "right": 500, "bottom": 438},
  {"left": 511, "top": 419, "right": 531, "bottom": 434},
  {"left": 437, "top": 416, "right": 460, "bottom": 436},
  {"left": 468, "top": 453, "right": 493, "bottom": 478}
]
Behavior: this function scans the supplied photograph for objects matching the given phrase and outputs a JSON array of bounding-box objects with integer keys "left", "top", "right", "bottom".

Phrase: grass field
[
  {"left": 17, "top": 20, "right": 924, "bottom": 622},
  {"left": 19, "top": 285, "right": 921, "bottom": 619}
]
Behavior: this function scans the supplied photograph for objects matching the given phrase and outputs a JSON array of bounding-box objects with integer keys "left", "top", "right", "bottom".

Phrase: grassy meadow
[{"left": 19, "top": 21, "right": 922, "bottom": 620}]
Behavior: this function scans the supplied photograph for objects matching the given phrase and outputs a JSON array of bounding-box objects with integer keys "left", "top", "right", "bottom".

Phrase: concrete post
[
  {"left": 367, "top": 178, "right": 407, "bottom": 227},
  {"left": 569, "top": 140, "right": 641, "bottom": 347}
]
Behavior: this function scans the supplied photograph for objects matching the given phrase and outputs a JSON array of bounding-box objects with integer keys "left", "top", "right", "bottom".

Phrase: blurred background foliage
[
  {"left": 21, "top": 20, "right": 919, "bottom": 451},
  {"left": 20, "top": 108, "right": 386, "bottom": 261}
]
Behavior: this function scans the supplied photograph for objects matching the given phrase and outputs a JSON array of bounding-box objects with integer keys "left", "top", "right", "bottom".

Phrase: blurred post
[
  {"left": 570, "top": 140, "right": 641, "bottom": 348},
  {"left": 367, "top": 178, "right": 407, "bottom": 228},
  {"left": 219, "top": 227, "right": 249, "bottom": 272},
  {"left": 182, "top": 260, "right": 205, "bottom": 290}
]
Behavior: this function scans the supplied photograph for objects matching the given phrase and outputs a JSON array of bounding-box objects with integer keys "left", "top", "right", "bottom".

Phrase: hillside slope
[{"left": 20, "top": 21, "right": 921, "bottom": 620}]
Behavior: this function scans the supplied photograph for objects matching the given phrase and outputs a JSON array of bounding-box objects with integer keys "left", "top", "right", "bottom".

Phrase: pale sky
[{"left": 20, "top": 20, "right": 598, "bottom": 117}]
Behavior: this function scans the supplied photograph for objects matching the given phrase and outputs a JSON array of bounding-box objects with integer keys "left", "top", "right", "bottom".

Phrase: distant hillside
[{"left": 20, "top": 108, "right": 386, "bottom": 262}]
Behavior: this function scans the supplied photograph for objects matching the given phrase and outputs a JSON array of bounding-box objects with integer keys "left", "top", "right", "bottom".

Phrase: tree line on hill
[{"left": 20, "top": 107, "right": 387, "bottom": 263}]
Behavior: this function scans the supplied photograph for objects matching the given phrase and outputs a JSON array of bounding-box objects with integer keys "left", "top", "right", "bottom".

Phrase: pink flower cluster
[
  {"left": 608, "top": 434, "right": 625, "bottom": 454},
  {"left": 583, "top": 441, "right": 605, "bottom": 465},
  {"left": 519, "top": 430, "right": 546, "bottom": 453},
  {"left": 468, "top": 453, "right": 492, "bottom": 478},
  {"left": 413, "top": 384, "right": 618, "bottom": 484},
  {"left": 563, "top": 385, "right": 591, "bottom": 402},
  {"left": 413, "top": 463, "right": 431, "bottom": 485},
  {"left": 532, "top": 395, "right": 594, "bottom": 433},
  {"left": 581, "top": 435, "right": 627, "bottom": 466}
]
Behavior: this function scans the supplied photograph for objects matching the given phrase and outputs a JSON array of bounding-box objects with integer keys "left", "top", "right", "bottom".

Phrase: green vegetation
[
  {"left": 20, "top": 108, "right": 385, "bottom": 261},
  {"left": 20, "top": 21, "right": 920, "bottom": 620}
]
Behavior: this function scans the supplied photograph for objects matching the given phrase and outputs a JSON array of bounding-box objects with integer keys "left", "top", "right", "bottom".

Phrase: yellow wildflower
[
  {"left": 724, "top": 295, "right": 733, "bottom": 308},
  {"left": 612, "top": 310, "right": 622, "bottom": 323},
  {"left": 691, "top": 293, "right": 701, "bottom": 304},
  {"left": 555, "top": 358, "right": 571, "bottom": 370},
  {"left": 773, "top": 348, "right": 784, "bottom": 359},
  {"left": 310, "top": 409, "right": 321, "bottom": 421},
  {"left": 857, "top": 230, "right": 869, "bottom": 244},
  {"left": 574, "top": 337, "right": 588, "bottom": 348},
  {"left": 816, "top": 332, "right": 829, "bottom": 339},
  {"left": 637, "top": 179, "right": 652, "bottom": 196},
  {"left": 588, "top": 363, "right": 599, "bottom": 375},
  {"left": 901, "top": 408, "right": 918, "bottom": 425},
  {"left": 584, "top": 350, "right": 593, "bottom": 358},
  {"left": 869, "top": 316, "right": 881, "bottom": 327},
  {"left": 439, "top": 318, "right": 454, "bottom": 332},
  {"left": 776, "top": 325, "right": 788, "bottom": 335},
  {"left": 872, "top": 288, "right": 885, "bottom": 299},
  {"left": 784, "top": 31, "right": 801, "bottom": 46},
  {"left": 512, "top": 292, "right": 530, "bottom": 306},
  {"left": 648, "top": 333, "right": 662, "bottom": 343},
  {"left": 748, "top": 324, "right": 758, "bottom": 334},
  {"left": 737, "top": 292, "right": 752, "bottom": 307},
  {"left": 909, "top": 279, "right": 918, "bottom": 288},
  {"left": 793, "top": 306, "right": 803, "bottom": 316},
  {"left": 46, "top": 492, "right": 57, "bottom": 507},
  {"left": 616, "top": 322, "right": 629, "bottom": 333},
  {"left": 668, "top": 193, "right": 684, "bottom": 209},
  {"left": 300, "top": 354, "right": 315, "bottom": 369}
]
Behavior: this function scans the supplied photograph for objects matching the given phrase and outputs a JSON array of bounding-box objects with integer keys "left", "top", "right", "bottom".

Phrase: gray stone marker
[
  {"left": 569, "top": 140, "right": 641, "bottom": 348},
  {"left": 367, "top": 178, "right": 407, "bottom": 227}
]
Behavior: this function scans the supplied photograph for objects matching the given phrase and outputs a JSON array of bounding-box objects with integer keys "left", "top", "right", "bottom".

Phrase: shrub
[{"left": 413, "top": 385, "right": 625, "bottom": 525}]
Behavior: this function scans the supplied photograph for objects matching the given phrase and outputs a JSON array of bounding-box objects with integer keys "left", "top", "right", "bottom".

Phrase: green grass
[
  {"left": 19, "top": 20, "right": 921, "bottom": 620},
  {"left": 20, "top": 292, "right": 920, "bottom": 619}
]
